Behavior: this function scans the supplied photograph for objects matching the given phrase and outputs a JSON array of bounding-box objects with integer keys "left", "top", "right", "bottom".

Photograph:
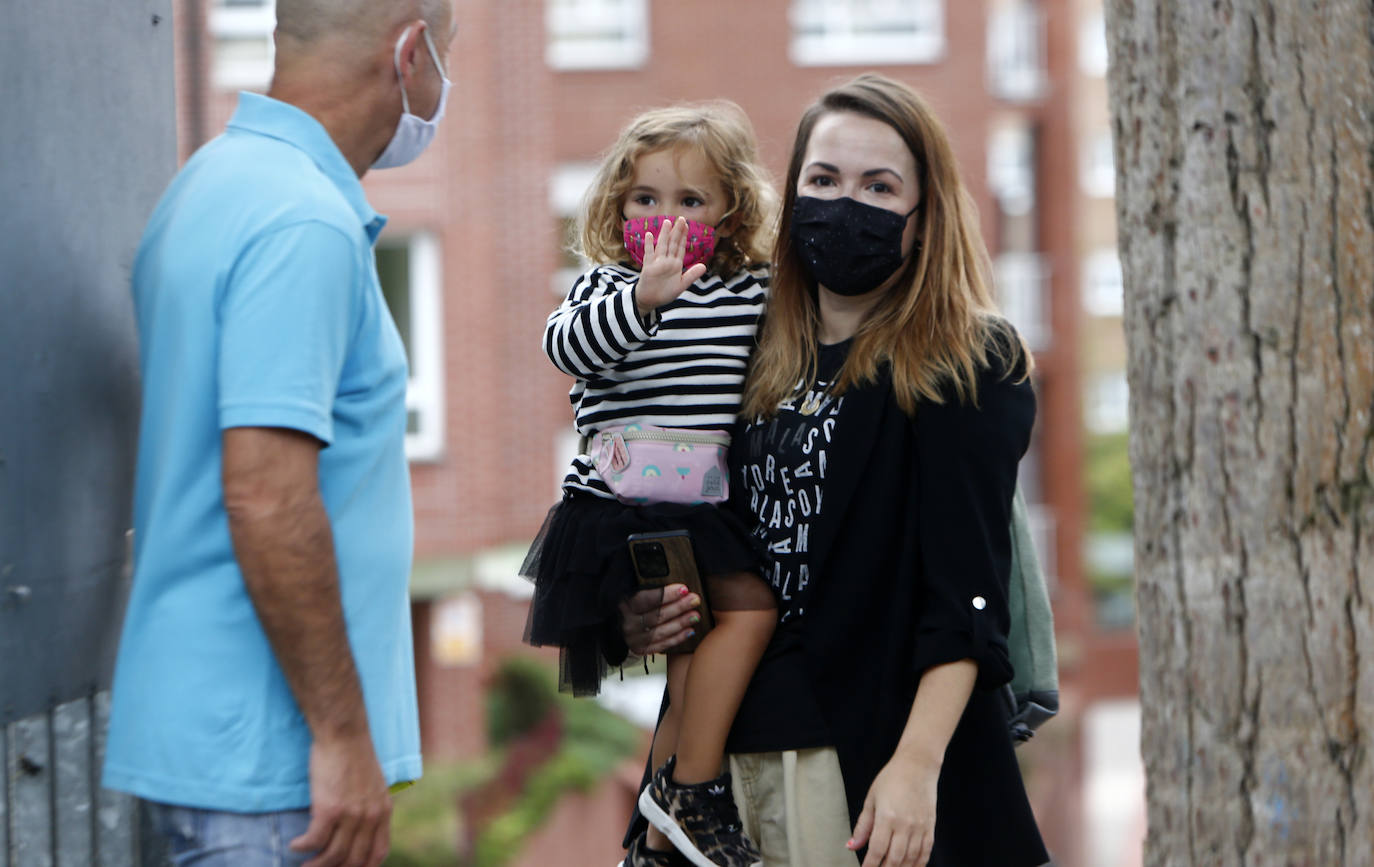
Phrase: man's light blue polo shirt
[{"left": 104, "top": 93, "right": 422, "bottom": 811}]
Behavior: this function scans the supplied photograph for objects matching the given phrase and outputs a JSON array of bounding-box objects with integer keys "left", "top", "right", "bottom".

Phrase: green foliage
[
  {"left": 486, "top": 655, "right": 558, "bottom": 748},
  {"left": 1085, "top": 430, "right": 1134, "bottom": 535},
  {"left": 390, "top": 654, "right": 646, "bottom": 867},
  {"left": 471, "top": 749, "right": 601, "bottom": 867},
  {"left": 385, "top": 753, "right": 503, "bottom": 867},
  {"left": 473, "top": 659, "right": 644, "bottom": 867}
]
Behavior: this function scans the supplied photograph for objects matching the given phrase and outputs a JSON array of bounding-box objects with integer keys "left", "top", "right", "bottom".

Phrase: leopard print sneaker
[
  {"left": 637, "top": 756, "right": 762, "bottom": 867},
  {"left": 617, "top": 830, "right": 689, "bottom": 867}
]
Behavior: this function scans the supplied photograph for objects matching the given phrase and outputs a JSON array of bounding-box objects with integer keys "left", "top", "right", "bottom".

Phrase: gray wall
[{"left": 0, "top": 1, "right": 177, "bottom": 863}]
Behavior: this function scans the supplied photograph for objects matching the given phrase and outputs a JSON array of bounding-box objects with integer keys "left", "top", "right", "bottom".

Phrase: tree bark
[{"left": 1107, "top": 1, "right": 1374, "bottom": 864}]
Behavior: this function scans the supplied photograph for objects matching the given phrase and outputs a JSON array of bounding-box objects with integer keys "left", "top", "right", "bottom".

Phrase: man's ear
[{"left": 395, "top": 21, "right": 426, "bottom": 88}]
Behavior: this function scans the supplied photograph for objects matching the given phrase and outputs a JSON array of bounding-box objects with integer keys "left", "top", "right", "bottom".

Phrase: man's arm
[{"left": 222, "top": 426, "right": 390, "bottom": 867}]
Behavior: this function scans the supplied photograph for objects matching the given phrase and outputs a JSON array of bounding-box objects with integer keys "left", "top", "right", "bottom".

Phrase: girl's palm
[{"left": 635, "top": 217, "right": 707, "bottom": 314}]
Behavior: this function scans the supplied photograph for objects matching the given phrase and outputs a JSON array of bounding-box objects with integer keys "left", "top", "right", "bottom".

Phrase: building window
[
  {"left": 546, "top": 0, "right": 649, "bottom": 70},
  {"left": 789, "top": 0, "right": 944, "bottom": 66},
  {"left": 988, "top": 124, "right": 1036, "bottom": 217},
  {"left": 1083, "top": 249, "right": 1124, "bottom": 317},
  {"left": 376, "top": 233, "right": 445, "bottom": 461},
  {"left": 209, "top": 0, "right": 276, "bottom": 90},
  {"left": 1087, "top": 372, "right": 1130, "bottom": 434},
  {"left": 1080, "top": 10, "right": 1109, "bottom": 77},
  {"left": 987, "top": 0, "right": 1047, "bottom": 101},
  {"left": 1082, "top": 129, "right": 1116, "bottom": 198},
  {"left": 995, "top": 252, "right": 1051, "bottom": 352},
  {"left": 549, "top": 163, "right": 598, "bottom": 295}
]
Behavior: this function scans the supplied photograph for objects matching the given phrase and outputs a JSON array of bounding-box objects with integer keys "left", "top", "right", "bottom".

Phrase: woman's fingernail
[
  {"left": 678, "top": 586, "right": 690, "bottom": 597},
  {"left": 689, "top": 594, "right": 701, "bottom": 606},
  {"left": 685, "top": 630, "right": 695, "bottom": 638},
  {"left": 689, "top": 614, "right": 701, "bottom": 625}
]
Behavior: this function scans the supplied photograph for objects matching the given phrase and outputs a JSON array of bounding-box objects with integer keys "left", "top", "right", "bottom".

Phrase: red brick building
[{"left": 173, "top": 2, "right": 1123, "bottom": 862}]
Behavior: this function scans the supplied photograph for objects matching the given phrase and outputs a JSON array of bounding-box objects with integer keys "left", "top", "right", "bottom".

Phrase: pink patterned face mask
[{"left": 623, "top": 216, "right": 718, "bottom": 270}]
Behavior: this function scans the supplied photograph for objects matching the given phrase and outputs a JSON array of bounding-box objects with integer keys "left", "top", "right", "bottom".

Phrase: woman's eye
[
  {"left": 811, "top": 175, "right": 834, "bottom": 187},
  {"left": 868, "top": 182, "right": 893, "bottom": 194}
]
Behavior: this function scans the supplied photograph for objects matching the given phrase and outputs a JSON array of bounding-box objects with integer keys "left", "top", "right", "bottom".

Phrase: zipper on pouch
[{"left": 619, "top": 430, "right": 731, "bottom": 447}]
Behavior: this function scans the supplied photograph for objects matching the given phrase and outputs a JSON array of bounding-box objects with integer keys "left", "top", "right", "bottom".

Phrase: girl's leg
[
  {"left": 646, "top": 653, "right": 692, "bottom": 852},
  {"left": 672, "top": 572, "right": 776, "bottom": 784}
]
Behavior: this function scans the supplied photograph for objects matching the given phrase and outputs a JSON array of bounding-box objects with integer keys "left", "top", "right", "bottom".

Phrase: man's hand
[
  {"left": 618, "top": 583, "right": 702, "bottom": 655},
  {"left": 634, "top": 217, "right": 708, "bottom": 317},
  {"left": 290, "top": 735, "right": 392, "bottom": 867}
]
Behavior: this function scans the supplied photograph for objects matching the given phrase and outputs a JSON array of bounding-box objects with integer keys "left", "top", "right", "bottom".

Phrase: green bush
[
  {"left": 486, "top": 655, "right": 558, "bottom": 748},
  {"left": 389, "top": 655, "right": 646, "bottom": 867},
  {"left": 385, "top": 753, "right": 503, "bottom": 867},
  {"left": 472, "top": 660, "right": 645, "bottom": 867}
]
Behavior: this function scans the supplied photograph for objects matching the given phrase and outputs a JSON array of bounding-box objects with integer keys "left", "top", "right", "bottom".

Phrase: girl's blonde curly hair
[{"left": 574, "top": 101, "right": 776, "bottom": 276}]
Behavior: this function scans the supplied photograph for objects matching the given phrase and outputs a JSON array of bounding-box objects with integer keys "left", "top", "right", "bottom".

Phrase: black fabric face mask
[{"left": 789, "top": 195, "right": 919, "bottom": 297}]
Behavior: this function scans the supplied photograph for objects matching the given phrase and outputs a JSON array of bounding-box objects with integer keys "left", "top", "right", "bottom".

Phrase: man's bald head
[
  {"left": 275, "top": 0, "right": 449, "bottom": 49},
  {"left": 267, "top": 0, "right": 455, "bottom": 176}
]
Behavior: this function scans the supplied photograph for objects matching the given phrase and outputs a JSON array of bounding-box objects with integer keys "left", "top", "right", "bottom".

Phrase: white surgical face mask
[{"left": 372, "top": 24, "right": 451, "bottom": 170}]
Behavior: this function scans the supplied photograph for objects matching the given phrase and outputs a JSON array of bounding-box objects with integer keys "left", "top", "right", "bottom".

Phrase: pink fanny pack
[{"left": 589, "top": 424, "right": 730, "bottom": 505}]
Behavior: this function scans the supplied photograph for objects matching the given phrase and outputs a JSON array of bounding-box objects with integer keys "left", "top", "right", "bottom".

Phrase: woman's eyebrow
[
  {"left": 803, "top": 161, "right": 903, "bottom": 183},
  {"left": 861, "top": 167, "right": 903, "bottom": 182}
]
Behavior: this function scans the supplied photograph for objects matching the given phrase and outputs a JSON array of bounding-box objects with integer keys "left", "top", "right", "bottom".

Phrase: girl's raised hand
[{"left": 634, "top": 217, "right": 708, "bottom": 317}]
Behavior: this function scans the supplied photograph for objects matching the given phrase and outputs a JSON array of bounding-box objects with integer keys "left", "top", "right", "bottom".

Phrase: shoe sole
[{"left": 637, "top": 788, "right": 761, "bottom": 867}]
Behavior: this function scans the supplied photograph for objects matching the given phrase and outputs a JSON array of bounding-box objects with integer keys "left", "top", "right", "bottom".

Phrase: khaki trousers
[{"left": 729, "top": 748, "right": 861, "bottom": 867}]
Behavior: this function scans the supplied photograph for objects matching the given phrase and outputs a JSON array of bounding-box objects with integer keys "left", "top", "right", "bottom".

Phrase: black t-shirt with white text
[{"left": 726, "top": 339, "right": 850, "bottom": 753}]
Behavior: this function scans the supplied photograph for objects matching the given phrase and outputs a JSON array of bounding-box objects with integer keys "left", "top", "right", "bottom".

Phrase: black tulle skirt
[{"left": 521, "top": 490, "right": 764, "bottom": 696}]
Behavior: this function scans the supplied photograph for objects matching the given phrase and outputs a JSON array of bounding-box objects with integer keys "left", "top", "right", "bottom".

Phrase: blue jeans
[{"left": 142, "top": 801, "right": 318, "bottom": 866}]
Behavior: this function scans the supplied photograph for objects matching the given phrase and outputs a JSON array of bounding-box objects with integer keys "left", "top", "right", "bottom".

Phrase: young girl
[{"left": 522, "top": 103, "right": 778, "bottom": 867}]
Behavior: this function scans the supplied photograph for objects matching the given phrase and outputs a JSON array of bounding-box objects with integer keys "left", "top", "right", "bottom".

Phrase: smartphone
[{"left": 627, "top": 530, "right": 713, "bottom": 653}]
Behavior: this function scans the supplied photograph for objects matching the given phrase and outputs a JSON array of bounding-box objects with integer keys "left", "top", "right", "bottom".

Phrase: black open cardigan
[{"left": 624, "top": 346, "right": 1049, "bottom": 866}]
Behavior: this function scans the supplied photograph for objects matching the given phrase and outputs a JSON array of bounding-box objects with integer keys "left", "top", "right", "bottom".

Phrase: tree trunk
[{"left": 1107, "top": 1, "right": 1374, "bottom": 864}]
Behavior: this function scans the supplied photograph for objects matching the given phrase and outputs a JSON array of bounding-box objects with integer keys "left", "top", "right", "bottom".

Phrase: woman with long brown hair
[{"left": 619, "top": 73, "right": 1049, "bottom": 867}]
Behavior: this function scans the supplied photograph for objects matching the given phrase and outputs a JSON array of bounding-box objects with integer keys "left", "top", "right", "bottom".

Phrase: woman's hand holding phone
[{"left": 618, "top": 584, "right": 702, "bottom": 656}]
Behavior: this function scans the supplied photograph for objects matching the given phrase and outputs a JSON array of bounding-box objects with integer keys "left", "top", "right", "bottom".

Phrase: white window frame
[
  {"left": 987, "top": 124, "right": 1036, "bottom": 217},
  {"left": 1083, "top": 248, "right": 1124, "bottom": 317},
  {"left": 789, "top": 0, "right": 944, "bottom": 67},
  {"left": 1079, "top": 10, "right": 1109, "bottom": 77},
  {"left": 987, "top": 0, "right": 1048, "bottom": 101},
  {"left": 1081, "top": 129, "right": 1117, "bottom": 198},
  {"left": 377, "top": 233, "right": 446, "bottom": 461},
  {"left": 549, "top": 163, "right": 598, "bottom": 295},
  {"left": 546, "top": 0, "right": 649, "bottom": 71},
  {"left": 1087, "top": 372, "right": 1131, "bottom": 434},
  {"left": 209, "top": 0, "right": 277, "bottom": 90},
  {"left": 994, "top": 252, "right": 1051, "bottom": 352}
]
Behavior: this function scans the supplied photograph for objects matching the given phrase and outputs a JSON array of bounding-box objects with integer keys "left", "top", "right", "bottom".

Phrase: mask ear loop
[{"left": 392, "top": 26, "right": 415, "bottom": 116}]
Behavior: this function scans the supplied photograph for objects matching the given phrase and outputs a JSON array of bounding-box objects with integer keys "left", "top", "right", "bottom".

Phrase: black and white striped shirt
[{"left": 546, "top": 263, "right": 769, "bottom": 497}]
